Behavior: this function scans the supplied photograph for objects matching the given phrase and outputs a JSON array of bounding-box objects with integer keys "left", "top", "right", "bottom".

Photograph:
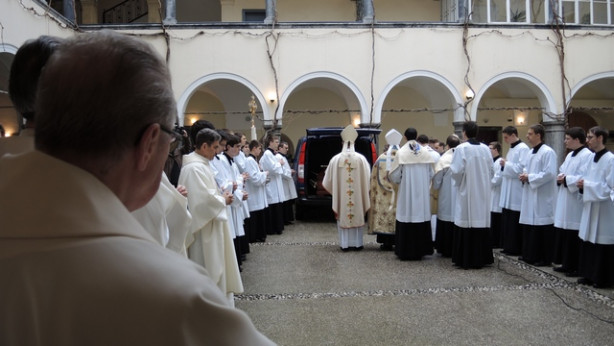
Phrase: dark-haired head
[
  {"left": 9, "top": 35, "right": 65, "bottom": 124},
  {"left": 502, "top": 126, "right": 518, "bottom": 136},
  {"left": 589, "top": 126, "right": 609, "bottom": 145},
  {"left": 565, "top": 127, "right": 586, "bottom": 144},
  {"left": 462, "top": 121, "right": 479, "bottom": 138},
  {"left": 404, "top": 128, "right": 417, "bottom": 141}
]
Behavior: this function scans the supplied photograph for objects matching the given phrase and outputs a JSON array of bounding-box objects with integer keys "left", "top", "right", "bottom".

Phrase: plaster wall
[{"left": 2, "top": 0, "right": 613, "bottom": 152}]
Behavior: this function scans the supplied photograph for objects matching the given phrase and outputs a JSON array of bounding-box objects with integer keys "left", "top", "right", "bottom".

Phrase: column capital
[
  {"left": 453, "top": 121, "right": 464, "bottom": 138},
  {"left": 358, "top": 123, "right": 381, "bottom": 129},
  {"left": 360, "top": 0, "right": 375, "bottom": 23},
  {"left": 264, "top": 0, "right": 276, "bottom": 24}
]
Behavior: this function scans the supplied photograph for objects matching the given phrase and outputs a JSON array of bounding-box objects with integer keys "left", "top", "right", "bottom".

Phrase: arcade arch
[
  {"left": 0, "top": 45, "right": 17, "bottom": 136},
  {"left": 376, "top": 71, "right": 462, "bottom": 146},
  {"left": 569, "top": 73, "right": 614, "bottom": 151},
  {"left": 472, "top": 73, "right": 558, "bottom": 156},
  {"left": 277, "top": 72, "right": 367, "bottom": 151},
  {"left": 177, "top": 73, "right": 270, "bottom": 141}
]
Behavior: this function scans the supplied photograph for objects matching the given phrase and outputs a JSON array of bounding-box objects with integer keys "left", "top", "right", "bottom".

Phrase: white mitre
[
  {"left": 341, "top": 125, "right": 358, "bottom": 144},
  {"left": 385, "top": 129, "right": 402, "bottom": 171},
  {"left": 385, "top": 129, "right": 402, "bottom": 147},
  {"left": 340, "top": 125, "right": 358, "bottom": 154}
]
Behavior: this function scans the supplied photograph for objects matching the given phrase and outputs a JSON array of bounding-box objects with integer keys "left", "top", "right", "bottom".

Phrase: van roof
[{"left": 305, "top": 127, "right": 381, "bottom": 136}]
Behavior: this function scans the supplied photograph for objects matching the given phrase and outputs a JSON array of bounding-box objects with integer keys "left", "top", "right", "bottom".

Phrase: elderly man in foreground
[{"left": 0, "top": 31, "right": 274, "bottom": 345}]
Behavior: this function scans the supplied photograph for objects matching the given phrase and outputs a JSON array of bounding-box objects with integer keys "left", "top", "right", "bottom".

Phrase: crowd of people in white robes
[
  {"left": 366, "top": 122, "right": 614, "bottom": 288},
  {"left": 172, "top": 122, "right": 298, "bottom": 303}
]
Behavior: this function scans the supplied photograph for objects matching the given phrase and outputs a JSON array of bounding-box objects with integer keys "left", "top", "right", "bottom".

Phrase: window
[
  {"left": 510, "top": 0, "right": 527, "bottom": 22},
  {"left": 468, "top": 0, "right": 612, "bottom": 24},
  {"left": 593, "top": 0, "right": 610, "bottom": 24},
  {"left": 559, "top": 0, "right": 604, "bottom": 24},
  {"left": 243, "top": 9, "right": 266, "bottom": 22}
]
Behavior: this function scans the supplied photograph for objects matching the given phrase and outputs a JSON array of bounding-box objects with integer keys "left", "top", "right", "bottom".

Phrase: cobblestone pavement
[{"left": 235, "top": 220, "right": 614, "bottom": 346}]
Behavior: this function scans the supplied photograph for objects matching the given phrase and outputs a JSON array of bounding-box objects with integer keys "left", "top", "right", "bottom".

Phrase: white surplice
[
  {"left": 234, "top": 150, "right": 247, "bottom": 173},
  {"left": 389, "top": 141, "right": 435, "bottom": 223},
  {"left": 518, "top": 143, "right": 557, "bottom": 226},
  {"left": 261, "top": 148, "right": 285, "bottom": 204},
  {"left": 0, "top": 151, "right": 273, "bottom": 346},
  {"left": 489, "top": 156, "right": 503, "bottom": 213},
  {"left": 279, "top": 153, "right": 298, "bottom": 200},
  {"left": 499, "top": 140, "right": 530, "bottom": 211},
  {"left": 449, "top": 140, "right": 493, "bottom": 228},
  {"left": 554, "top": 147, "right": 592, "bottom": 230},
  {"left": 579, "top": 150, "right": 614, "bottom": 244},
  {"left": 244, "top": 154, "right": 269, "bottom": 212},
  {"left": 131, "top": 173, "right": 192, "bottom": 256},
  {"left": 424, "top": 144, "right": 441, "bottom": 163},
  {"left": 432, "top": 148, "right": 455, "bottom": 222},
  {"left": 217, "top": 153, "right": 248, "bottom": 237},
  {"left": 178, "top": 152, "right": 243, "bottom": 296}
]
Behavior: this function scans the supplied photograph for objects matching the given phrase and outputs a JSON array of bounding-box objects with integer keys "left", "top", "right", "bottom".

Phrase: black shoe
[
  {"left": 341, "top": 247, "right": 350, "bottom": 252},
  {"left": 518, "top": 257, "right": 535, "bottom": 265},
  {"left": 380, "top": 244, "right": 393, "bottom": 251},
  {"left": 353, "top": 246, "right": 364, "bottom": 251},
  {"left": 565, "top": 271, "right": 580, "bottom": 277},
  {"left": 577, "top": 278, "right": 593, "bottom": 285},
  {"left": 553, "top": 266, "right": 568, "bottom": 273}
]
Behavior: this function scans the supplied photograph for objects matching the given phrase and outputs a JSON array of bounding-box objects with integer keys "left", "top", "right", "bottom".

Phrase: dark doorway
[{"left": 477, "top": 126, "right": 502, "bottom": 145}]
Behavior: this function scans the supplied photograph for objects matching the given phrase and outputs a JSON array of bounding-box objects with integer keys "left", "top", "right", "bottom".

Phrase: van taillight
[
  {"left": 298, "top": 142, "right": 306, "bottom": 183},
  {"left": 371, "top": 142, "right": 377, "bottom": 164}
]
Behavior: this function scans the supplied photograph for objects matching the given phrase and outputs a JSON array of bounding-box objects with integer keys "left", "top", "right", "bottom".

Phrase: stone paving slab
[{"left": 236, "top": 222, "right": 614, "bottom": 345}]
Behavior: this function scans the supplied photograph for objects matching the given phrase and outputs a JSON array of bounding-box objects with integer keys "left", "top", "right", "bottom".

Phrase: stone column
[
  {"left": 80, "top": 0, "right": 98, "bottom": 24},
  {"left": 163, "top": 0, "right": 177, "bottom": 24},
  {"left": 360, "top": 0, "right": 374, "bottom": 23},
  {"left": 63, "top": 0, "right": 76, "bottom": 22},
  {"left": 544, "top": 120, "right": 566, "bottom": 165},
  {"left": 264, "top": 0, "right": 276, "bottom": 24},
  {"left": 263, "top": 122, "right": 281, "bottom": 139},
  {"left": 453, "top": 121, "right": 464, "bottom": 138}
]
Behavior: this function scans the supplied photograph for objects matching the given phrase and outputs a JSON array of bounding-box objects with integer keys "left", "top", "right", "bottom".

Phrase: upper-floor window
[
  {"left": 243, "top": 9, "right": 266, "bottom": 22},
  {"left": 469, "top": 0, "right": 613, "bottom": 25}
]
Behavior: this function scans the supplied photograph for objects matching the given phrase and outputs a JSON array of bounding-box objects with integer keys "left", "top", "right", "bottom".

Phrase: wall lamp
[
  {"left": 465, "top": 89, "right": 475, "bottom": 101},
  {"left": 267, "top": 92, "right": 277, "bottom": 103}
]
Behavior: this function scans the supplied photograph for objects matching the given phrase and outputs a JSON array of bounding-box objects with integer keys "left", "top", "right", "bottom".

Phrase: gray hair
[{"left": 35, "top": 31, "right": 176, "bottom": 165}]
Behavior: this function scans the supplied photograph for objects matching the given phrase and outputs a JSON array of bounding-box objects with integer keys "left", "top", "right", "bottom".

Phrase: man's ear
[{"left": 135, "top": 124, "right": 161, "bottom": 172}]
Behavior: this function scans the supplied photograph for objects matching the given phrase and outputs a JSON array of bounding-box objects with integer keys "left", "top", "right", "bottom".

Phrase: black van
[{"left": 293, "top": 127, "right": 381, "bottom": 220}]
